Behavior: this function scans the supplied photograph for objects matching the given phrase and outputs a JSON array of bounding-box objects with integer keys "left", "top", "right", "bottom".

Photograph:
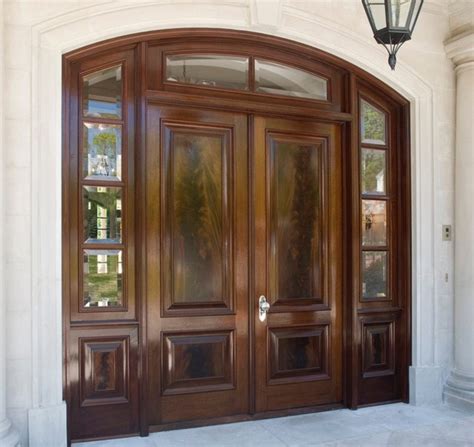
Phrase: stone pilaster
[{"left": 444, "top": 29, "right": 474, "bottom": 412}]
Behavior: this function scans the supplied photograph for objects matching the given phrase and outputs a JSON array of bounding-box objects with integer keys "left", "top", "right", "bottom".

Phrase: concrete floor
[{"left": 75, "top": 403, "right": 474, "bottom": 447}]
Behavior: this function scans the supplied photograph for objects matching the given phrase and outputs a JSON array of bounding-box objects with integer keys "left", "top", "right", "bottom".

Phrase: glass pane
[
  {"left": 271, "top": 140, "right": 322, "bottom": 300},
  {"left": 367, "top": 1, "right": 388, "bottom": 30},
  {"left": 166, "top": 54, "right": 248, "bottom": 90},
  {"left": 362, "top": 251, "right": 387, "bottom": 299},
  {"left": 83, "top": 65, "right": 122, "bottom": 119},
  {"left": 389, "top": 0, "right": 411, "bottom": 28},
  {"left": 83, "top": 186, "right": 122, "bottom": 244},
  {"left": 255, "top": 59, "right": 328, "bottom": 100},
  {"left": 361, "top": 100, "right": 386, "bottom": 145},
  {"left": 171, "top": 133, "right": 224, "bottom": 303},
  {"left": 83, "top": 249, "right": 123, "bottom": 308},
  {"left": 83, "top": 123, "right": 122, "bottom": 181},
  {"left": 362, "top": 200, "right": 387, "bottom": 246},
  {"left": 361, "top": 148, "right": 386, "bottom": 195}
]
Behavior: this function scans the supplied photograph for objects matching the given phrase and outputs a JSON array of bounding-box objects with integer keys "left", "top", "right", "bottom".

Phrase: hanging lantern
[{"left": 362, "top": 0, "right": 424, "bottom": 70}]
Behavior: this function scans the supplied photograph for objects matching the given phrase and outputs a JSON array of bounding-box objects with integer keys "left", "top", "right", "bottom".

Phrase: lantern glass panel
[
  {"left": 368, "top": 1, "right": 388, "bottom": 31},
  {"left": 389, "top": 0, "right": 412, "bottom": 28},
  {"left": 408, "top": 0, "right": 423, "bottom": 29}
]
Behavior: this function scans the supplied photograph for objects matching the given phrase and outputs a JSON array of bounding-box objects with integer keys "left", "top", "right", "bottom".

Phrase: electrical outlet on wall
[{"left": 442, "top": 225, "right": 452, "bottom": 241}]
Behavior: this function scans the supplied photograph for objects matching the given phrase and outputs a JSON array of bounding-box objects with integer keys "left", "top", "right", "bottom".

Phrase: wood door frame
[{"left": 62, "top": 28, "right": 411, "bottom": 442}]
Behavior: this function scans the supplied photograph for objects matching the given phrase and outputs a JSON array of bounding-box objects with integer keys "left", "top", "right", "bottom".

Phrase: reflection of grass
[{"left": 85, "top": 255, "right": 122, "bottom": 305}]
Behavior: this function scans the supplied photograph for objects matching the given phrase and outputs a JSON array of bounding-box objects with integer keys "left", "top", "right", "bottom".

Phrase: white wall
[{"left": 0, "top": 0, "right": 459, "bottom": 445}]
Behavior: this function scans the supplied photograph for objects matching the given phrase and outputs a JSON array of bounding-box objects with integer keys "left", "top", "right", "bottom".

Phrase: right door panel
[{"left": 254, "top": 117, "right": 343, "bottom": 412}]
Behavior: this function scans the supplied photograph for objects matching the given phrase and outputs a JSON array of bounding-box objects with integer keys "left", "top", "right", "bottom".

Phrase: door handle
[{"left": 259, "top": 295, "right": 271, "bottom": 322}]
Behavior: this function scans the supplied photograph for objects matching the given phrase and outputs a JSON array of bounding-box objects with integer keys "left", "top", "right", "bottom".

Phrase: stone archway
[{"left": 24, "top": 2, "right": 437, "bottom": 445}]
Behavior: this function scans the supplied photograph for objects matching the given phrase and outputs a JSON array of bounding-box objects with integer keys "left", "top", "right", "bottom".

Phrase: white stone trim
[{"left": 27, "top": 2, "right": 440, "bottom": 444}]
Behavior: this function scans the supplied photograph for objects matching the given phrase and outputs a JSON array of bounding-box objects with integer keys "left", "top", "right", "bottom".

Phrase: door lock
[{"left": 259, "top": 295, "right": 270, "bottom": 322}]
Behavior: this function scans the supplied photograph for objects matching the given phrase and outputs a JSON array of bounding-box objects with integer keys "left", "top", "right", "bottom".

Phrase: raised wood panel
[
  {"left": 81, "top": 337, "right": 128, "bottom": 406},
  {"left": 161, "top": 121, "right": 233, "bottom": 316},
  {"left": 362, "top": 321, "right": 394, "bottom": 378},
  {"left": 162, "top": 330, "right": 234, "bottom": 395},
  {"left": 269, "top": 325, "right": 329, "bottom": 384},
  {"left": 267, "top": 134, "right": 327, "bottom": 311},
  {"left": 68, "top": 326, "right": 139, "bottom": 440}
]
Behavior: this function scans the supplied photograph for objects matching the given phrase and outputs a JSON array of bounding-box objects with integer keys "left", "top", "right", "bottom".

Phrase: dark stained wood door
[
  {"left": 145, "top": 105, "right": 249, "bottom": 426},
  {"left": 254, "top": 116, "right": 343, "bottom": 412}
]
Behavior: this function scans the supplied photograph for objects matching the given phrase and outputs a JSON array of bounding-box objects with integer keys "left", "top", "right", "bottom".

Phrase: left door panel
[{"left": 145, "top": 105, "right": 249, "bottom": 427}]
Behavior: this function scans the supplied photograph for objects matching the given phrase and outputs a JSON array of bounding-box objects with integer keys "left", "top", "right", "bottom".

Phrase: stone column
[
  {"left": 444, "top": 30, "right": 474, "bottom": 412},
  {"left": 0, "top": 1, "right": 21, "bottom": 444}
]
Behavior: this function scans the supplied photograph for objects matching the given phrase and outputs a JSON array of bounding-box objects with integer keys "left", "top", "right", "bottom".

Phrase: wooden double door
[{"left": 145, "top": 104, "right": 342, "bottom": 427}]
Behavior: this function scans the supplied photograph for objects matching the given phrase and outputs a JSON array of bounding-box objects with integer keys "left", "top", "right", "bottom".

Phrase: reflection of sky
[{"left": 86, "top": 99, "right": 120, "bottom": 118}]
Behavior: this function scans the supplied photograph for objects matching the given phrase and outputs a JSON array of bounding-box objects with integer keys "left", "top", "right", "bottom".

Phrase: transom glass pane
[
  {"left": 83, "top": 123, "right": 122, "bottom": 181},
  {"left": 166, "top": 54, "right": 249, "bottom": 90},
  {"left": 361, "top": 100, "right": 386, "bottom": 145},
  {"left": 83, "top": 249, "right": 123, "bottom": 308},
  {"left": 362, "top": 200, "right": 387, "bottom": 246},
  {"left": 362, "top": 251, "right": 387, "bottom": 299},
  {"left": 83, "top": 65, "right": 122, "bottom": 119},
  {"left": 255, "top": 59, "right": 328, "bottom": 100},
  {"left": 361, "top": 148, "right": 386, "bottom": 195},
  {"left": 83, "top": 186, "right": 122, "bottom": 244}
]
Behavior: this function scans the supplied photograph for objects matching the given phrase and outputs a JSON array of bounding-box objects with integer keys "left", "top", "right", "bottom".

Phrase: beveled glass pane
[
  {"left": 83, "top": 65, "right": 122, "bottom": 119},
  {"left": 83, "top": 249, "right": 123, "bottom": 308},
  {"left": 362, "top": 251, "right": 387, "bottom": 299},
  {"left": 83, "top": 186, "right": 122, "bottom": 244},
  {"left": 83, "top": 123, "right": 122, "bottom": 181},
  {"left": 272, "top": 140, "right": 322, "bottom": 300},
  {"left": 166, "top": 54, "right": 248, "bottom": 90},
  {"left": 361, "top": 148, "right": 386, "bottom": 195},
  {"left": 362, "top": 200, "right": 387, "bottom": 246},
  {"left": 171, "top": 133, "right": 224, "bottom": 303},
  {"left": 361, "top": 100, "right": 386, "bottom": 145},
  {"left": 389, "top": 0, "right": 411, "bottom": 28},
  {"left": 255, "top": 59, "right": 328, "bottom": 100}
]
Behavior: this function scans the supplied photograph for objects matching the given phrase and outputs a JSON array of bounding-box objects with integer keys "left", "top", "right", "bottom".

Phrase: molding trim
[
  {"left": 444, "top": 370, "right": 474, "bottom": 411},
  {"left": 445, "top": 30, "right": 474, "bottom": 66}
]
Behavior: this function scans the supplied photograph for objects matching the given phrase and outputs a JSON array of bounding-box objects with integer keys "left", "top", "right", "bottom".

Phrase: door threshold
[{"left": 149, "top": 402, "right": 345, "bottom": 433}]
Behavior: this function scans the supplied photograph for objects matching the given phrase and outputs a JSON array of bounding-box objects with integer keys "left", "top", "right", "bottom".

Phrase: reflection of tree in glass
[
  {"left": 362, "top": 150, "right": 385, "bottom": 193},
  {"left": 173, "top": 135, "right": 222, "bottom": 302},
  {"left": 85, "top": 188, "right": 121, "bottom": 241},
  {"left": 364, "top": 257, "right": 386, "bottom": 298},
  {"left": 91, "top": 132, "right": 117, "bottom": 177},
  {"left": 362, "top": 101, "right": 385, "bottom": 143}
]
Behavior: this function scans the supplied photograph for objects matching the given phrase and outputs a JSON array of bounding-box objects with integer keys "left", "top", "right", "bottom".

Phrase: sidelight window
[
  {"left": 360, "top": 98, "right": 389, "bottom": 300},
  {"left": 80, "top": 64, "right": 126, "bottom": 309}
]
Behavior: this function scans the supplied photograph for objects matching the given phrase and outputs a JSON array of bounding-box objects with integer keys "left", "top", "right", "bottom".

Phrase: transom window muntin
[{"left": 164, "top": 53, "right": 329, "bottom": 101}]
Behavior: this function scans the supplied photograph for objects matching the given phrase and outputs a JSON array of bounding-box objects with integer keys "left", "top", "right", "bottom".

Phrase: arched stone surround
[{"left": 4, "top": 2, "right": 448, "bottom": 445}]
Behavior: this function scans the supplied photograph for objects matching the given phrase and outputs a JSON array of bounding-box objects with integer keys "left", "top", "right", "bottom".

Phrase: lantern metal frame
[{"left": 362, "top": 0, "right": 424, "bottom": 70}]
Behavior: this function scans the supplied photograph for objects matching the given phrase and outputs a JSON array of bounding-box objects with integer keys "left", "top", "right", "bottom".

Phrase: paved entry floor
[{"left": 76, "top": 403, "right": 474, "bottom": 447}]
